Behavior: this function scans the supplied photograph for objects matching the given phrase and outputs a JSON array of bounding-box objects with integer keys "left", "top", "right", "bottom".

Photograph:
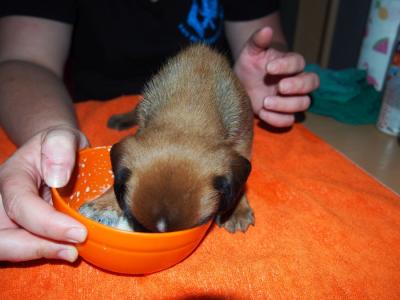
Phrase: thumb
[
  {"left": 41, "top": 127, "right": 89, "bottom": 188},
  {"left": 245, "top": 26, "right": 274, "bottom": 55}
]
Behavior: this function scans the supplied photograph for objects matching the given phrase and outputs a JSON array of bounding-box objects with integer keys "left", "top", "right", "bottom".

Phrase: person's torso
[{"left": 70, "top": 0, "right": 227, "bottom": 100}]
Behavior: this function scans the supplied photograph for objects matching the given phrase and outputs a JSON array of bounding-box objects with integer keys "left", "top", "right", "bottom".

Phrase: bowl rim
[{"left": 51, "top": 146, "right": 213, "bottom": 239}]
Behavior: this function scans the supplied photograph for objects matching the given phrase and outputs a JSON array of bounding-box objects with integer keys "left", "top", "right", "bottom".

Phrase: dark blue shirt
[{"left": 1, "top": 0, "right": 279, "bottom": 100}]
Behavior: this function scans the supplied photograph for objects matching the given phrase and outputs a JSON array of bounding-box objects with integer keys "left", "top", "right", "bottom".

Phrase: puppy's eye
[
  {"left": 213, "top": 155, "right": 251, "bottom": 214},
  {"left": 213, "top": 175, "right": 234, "bottom": 212},
  {"left": 113, "top": 167, "right": 132, "bottom": 211}
]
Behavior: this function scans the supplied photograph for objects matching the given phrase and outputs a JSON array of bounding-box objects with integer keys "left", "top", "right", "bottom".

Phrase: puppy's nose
[{"left": 156, "top": 218, "right": 167, "bottom": 232}]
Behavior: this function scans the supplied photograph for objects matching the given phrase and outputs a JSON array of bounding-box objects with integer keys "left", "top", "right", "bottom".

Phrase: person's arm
[
  {"left": 0, "top": 16, "right": 77, "bottom": 145},
  {"left": 0, "top": 16, "right": 88, "bottom": 263},
  {"left": 225, "top": 12, "right": 319, "bottom": 128}
]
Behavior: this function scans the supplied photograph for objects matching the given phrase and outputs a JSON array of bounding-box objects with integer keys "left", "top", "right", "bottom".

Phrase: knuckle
[
  {"left": 35, "top": 244, "right": 56, "bottom": 260},
  {"left": 300, "top": 78, "right": 307, "bottom": 92},
  {"left": 4, "top": 197, "right": 20, "bottom": 222},
  {"left": 292, "top": 77, "right": 305, "bottom": 93},
  {"left": 36, "top": 244, "right": 57, "bottom": 259},
  {"left": 290, "top": 53, "right": 305, "bottom": 71},
  {"left": 35, "top": 245, "right": 47, "bottom": 259},
  {"left": 1, "top": 179, "right": 22, "bottom": 221},
  {"left": 300, "top": 74, "right": 315, "bottom": 93}
]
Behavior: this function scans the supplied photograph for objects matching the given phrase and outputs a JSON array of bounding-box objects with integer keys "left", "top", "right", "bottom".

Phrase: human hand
[
  {"left": 0, "top": 126, "right": 89, "bottom": 262},
  {"left": 234, "top": 27, "right": 320, "bottom": 127}
]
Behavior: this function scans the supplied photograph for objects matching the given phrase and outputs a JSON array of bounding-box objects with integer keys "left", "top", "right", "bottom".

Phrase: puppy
[{"left": 80, "top": 44, "right": 254, "bottom": 233}]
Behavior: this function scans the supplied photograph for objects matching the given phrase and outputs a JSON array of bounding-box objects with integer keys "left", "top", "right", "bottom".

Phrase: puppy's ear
[
  {"left": 213, "top": 154, "right": 251, "bottom": 213},
  {"left": 110, "top": 142, "right": 132, "bottom": 212}
]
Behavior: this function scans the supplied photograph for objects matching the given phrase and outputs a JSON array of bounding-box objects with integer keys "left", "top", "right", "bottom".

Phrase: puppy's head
[{"left": 110, "top": 137, "right": 251, "bottom": 232}]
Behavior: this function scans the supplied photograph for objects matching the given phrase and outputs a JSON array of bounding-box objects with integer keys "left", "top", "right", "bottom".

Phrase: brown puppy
[{"left": 80, "top": 44, "right": 254, "bottom": 233}]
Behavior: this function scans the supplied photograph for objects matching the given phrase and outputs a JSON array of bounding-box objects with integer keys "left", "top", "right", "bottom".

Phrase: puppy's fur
[{"left": 80, "top": 44, "right": 254, "bottom": 233}]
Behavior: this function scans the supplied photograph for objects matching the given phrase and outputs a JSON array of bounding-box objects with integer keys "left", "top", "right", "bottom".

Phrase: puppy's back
[{"left": 136, "top": 44, "right": 253, "bottom": 146}]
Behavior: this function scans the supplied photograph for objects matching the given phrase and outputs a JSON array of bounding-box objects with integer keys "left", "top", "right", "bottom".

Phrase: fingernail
[
  {"left": 58, "top": 248, "right": 78, "bottom": 262},
  {"left": 66, "top": 227, "right": 87, "bottom": 243},
  {"left": 264, "top": 97, "right": 273, "bottom": 109},
  {"left": 44, "top": 165, "right": 69, "bottom": 188}
]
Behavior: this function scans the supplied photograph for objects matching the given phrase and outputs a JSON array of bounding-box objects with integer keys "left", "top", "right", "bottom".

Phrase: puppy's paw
[
  {"left": 107, "top": 113, "right": 137, "bottom": 130},
  {"left": 79, "top": 201, "right": 133, "bottom": 230},
  {"left": 216, "top": 202, "right": 255, "bottom": 233}
]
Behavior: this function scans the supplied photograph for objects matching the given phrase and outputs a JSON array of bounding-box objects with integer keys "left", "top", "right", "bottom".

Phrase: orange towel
[{"left": 1, "top": 96, "right": 399, "bottom": 299}]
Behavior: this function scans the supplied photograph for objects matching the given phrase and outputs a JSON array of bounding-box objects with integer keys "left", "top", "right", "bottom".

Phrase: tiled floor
[{"left": 303, "top": 112, "right": 400, "bottom": 195}]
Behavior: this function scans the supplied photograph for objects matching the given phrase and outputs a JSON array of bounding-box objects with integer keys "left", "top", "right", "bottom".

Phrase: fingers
[
  {"left": 41, "top": 127, "right": 88, "bottom": 188},
  {"left": 264, "top": 95, "right": 311, "bottom": 113},
  {"left": 278, "top": 72, "right": 320, "bottom": 95},
  {"left": 259, "top": 110, "right": 295, "bottom": 128},
  {"left": 1, "top": 170, "right": 87, "bottom": 243},
  {"left": 267, "top": 52, "right": 305, "bottom": 75},
  {"left": 0, "top": 228, "right": 78, "bottom": 262},
  {"left": 0, "top": 125, "right": 88, "bottom": 263},
  {"left": 0, "top": 193, "right": 17, "bottom": 229},
  {"left": 246, "top": 27, "right": 274, "bottom": 55},
  {"left": 1, "top": 130, "right": 88, "bottom": 243},
  {"left": 259, "top": 93, "right": 311, "bottom": 127}
]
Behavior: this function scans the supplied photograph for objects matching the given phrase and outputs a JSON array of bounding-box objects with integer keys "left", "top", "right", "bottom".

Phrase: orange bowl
[{"left": 51, "top": 146, "right": 212, "bottom": 275}]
